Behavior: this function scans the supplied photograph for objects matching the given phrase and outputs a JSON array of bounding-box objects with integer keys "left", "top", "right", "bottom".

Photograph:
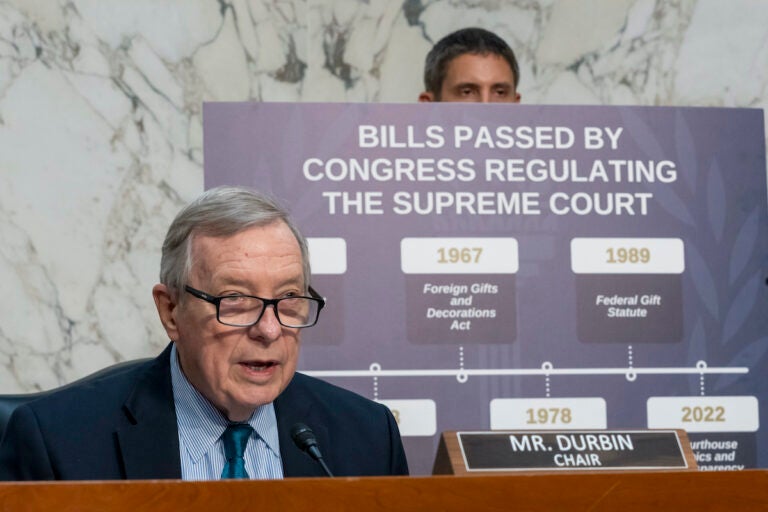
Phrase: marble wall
[{"left": 0, "top": 0, "right": 766, "bottom": 393}]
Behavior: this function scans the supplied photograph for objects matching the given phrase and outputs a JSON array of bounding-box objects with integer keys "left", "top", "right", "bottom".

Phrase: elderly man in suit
[{"left": 0, "top": 186, "right": 408, "bottom": 480}]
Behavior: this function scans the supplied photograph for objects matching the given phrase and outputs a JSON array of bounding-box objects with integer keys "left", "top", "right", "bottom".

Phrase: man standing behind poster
[{"left": 418, "top": 27, "right": 521, "bottom": 104}]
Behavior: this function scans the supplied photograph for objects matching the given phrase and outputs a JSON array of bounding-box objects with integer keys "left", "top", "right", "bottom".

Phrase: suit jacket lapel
[
  {"left": 111, "top": 351, "right": 328, "bottom": 479},
  {"left": 274, "top": 375, "right": 329, "bottom": 478},
  {"left": 116, "top": 343, "right": 182, "bottom": 479}
]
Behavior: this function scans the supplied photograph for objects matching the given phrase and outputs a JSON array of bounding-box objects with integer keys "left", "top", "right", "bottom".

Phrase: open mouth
[{"left": 240, "top": 361, "right": 278, "bottom": 372}]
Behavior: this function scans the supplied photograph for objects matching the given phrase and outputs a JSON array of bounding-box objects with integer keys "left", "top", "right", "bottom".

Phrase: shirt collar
[{"left": 170, "top": 343, "right": 281, "bottom": 463}]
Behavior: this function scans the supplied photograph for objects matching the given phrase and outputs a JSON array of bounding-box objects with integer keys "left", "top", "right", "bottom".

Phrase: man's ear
[
  {"left": 513, "top": 92, "right": 521, "bottom": 103},
  {"left": 418, "top": 91, "right": 435, "bottom": 102},
  {"left": 153, "top": 284, "right": 180, "bottom": 341}
]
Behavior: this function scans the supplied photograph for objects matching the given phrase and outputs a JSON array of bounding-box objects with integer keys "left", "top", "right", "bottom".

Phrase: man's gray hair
[{"left": 159, "top": 186, "right": 310, "bottom": 294}]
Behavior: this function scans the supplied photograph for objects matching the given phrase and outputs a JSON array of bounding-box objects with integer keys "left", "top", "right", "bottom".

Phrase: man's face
[
  {"left": 420, "top": 52, "right": 520, "bottom": 103},
  {"left": 154, "top": 221, "right": 305, "bottom": 422}
]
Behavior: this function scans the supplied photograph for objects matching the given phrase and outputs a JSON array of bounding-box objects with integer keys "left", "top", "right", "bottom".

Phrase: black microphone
[{"left": 290, "top": 422, "right": 334, "bottom": 477}]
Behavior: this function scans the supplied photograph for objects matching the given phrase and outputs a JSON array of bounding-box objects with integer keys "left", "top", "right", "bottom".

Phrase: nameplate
[{"left": 457, "top": 430, "right": 689, "bottom": 471}]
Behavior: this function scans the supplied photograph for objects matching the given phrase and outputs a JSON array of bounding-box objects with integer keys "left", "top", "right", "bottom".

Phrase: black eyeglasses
[{"left": 184, "top": 285, "right": 325, "bottom": 329}]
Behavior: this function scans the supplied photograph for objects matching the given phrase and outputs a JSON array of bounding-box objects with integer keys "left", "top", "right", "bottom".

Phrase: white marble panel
[
  {"left": 676, "top": 0, "right": 768, "bottom": 107},
  {"left": 0, "top": 0, "right": 766, "bottom": 393}
]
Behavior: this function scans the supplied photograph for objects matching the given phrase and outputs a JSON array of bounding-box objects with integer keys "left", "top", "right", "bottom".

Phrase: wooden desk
[{"left": 0, "top": 471, "right": 766, "bottom": 511}]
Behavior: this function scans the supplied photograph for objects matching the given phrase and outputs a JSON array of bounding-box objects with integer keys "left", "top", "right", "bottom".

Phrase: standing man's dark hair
[{"left": 419, "top": 27, "right": 521, "bottom": 103}]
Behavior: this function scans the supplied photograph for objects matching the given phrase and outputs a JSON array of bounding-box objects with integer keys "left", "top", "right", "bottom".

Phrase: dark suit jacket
[{"left": 0, "top": 344, "right": 408, "bottom": 480}]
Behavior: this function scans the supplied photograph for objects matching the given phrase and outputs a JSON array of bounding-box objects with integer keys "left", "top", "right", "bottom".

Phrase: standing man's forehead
[{"left": 444, "top": 52, "right": 516, "bottom": 82}]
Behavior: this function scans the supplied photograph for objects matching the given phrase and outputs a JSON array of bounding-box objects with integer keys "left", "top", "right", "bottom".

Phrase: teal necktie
[{"left": 221, "top": 423, "right": 254, "bottom": 479}]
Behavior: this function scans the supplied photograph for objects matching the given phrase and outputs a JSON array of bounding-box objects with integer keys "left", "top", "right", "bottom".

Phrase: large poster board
[{"left": 203, "top": 103, "right": 767, "bottom": 475}]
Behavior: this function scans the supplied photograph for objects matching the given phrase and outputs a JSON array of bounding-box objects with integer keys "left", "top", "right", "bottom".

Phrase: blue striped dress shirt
[{"left": 169, "top": 343, "right": 284, "bottom": 480}]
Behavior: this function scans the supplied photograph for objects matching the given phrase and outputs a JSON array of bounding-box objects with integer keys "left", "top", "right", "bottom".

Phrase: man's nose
[
  {"left": 248, "top": 305, "right": 282, "bottom": 342},
  {"left": 479, "top": 89, "right": 492, "bottom": 103}
]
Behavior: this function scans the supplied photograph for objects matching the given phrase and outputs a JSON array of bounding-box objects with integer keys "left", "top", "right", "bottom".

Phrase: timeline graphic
[
  {"left": 303, "top": 232, "right": 757, "bottom": 439},
  {"left": 306, "top": 354, "right": 756, "bottom": 434},
  {"left": 304, "top": 356, "right": 748, "bottom": 381}
]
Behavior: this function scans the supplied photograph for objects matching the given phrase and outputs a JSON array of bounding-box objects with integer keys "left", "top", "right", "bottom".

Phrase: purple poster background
[{"left": 204, "top": 102, "right": 768, "bottom": 475}]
